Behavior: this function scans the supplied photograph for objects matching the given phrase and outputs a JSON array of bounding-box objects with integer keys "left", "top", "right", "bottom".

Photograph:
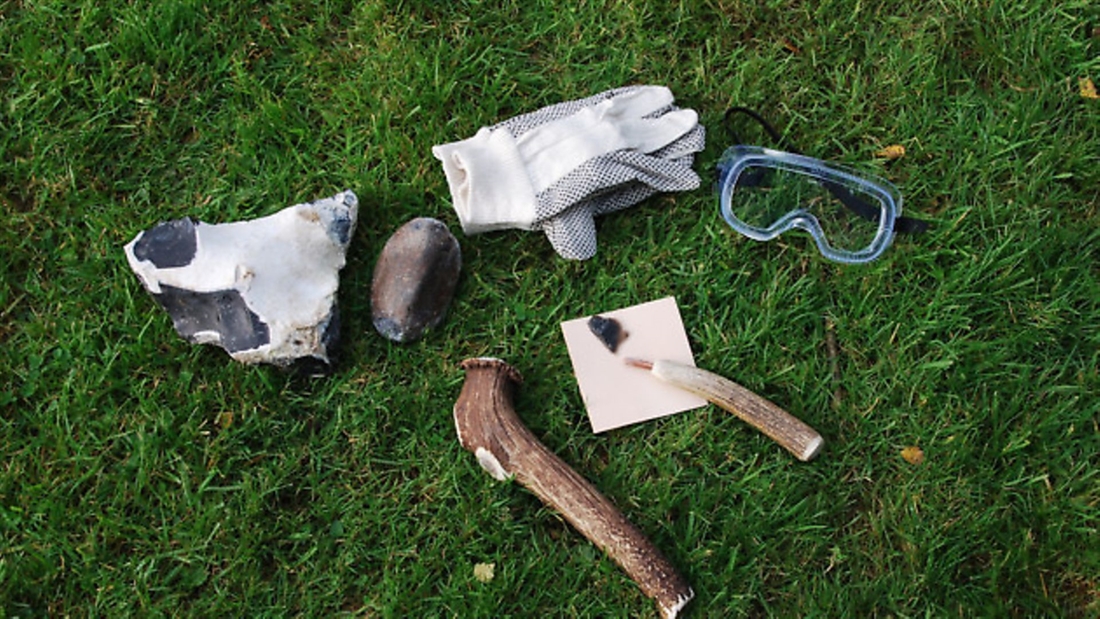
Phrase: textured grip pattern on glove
[
  {"left": 535, "top": 123, "right": 705, "bottom": 260},
  {"left": 433, "top": 85, "right": 705, "bottom": 260}
]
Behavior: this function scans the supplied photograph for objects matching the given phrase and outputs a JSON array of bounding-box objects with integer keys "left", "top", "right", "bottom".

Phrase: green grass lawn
[{"left": 2, "top": 0, "right": 1098, "bottom": 616}]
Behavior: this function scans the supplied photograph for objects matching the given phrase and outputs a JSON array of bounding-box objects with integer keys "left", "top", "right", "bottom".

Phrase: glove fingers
[
  {"left": 516, "top": 90, "right": 699, "bottom": 192},
  {"left": 617, "top": 108, "right": 699, "bottom": 154},
  {"left": 599, "top": 85, "right": 676, "bottom": 120},
  {"left": 494, "top": 86, "right": 640, "bottom": 138},
  {"left": 609, "top": 152, "right": 702, "bottom": 194},
  {"left": 651, "top": 123, "right": 706, "bottom": 161},
  {"left": 534, "top": 150, "right": 701, "bottom": 221}
]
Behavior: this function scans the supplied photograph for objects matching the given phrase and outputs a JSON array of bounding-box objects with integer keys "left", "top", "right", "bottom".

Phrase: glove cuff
[{"left": 432, "top": 128, "right": 538, "bottom": 235}]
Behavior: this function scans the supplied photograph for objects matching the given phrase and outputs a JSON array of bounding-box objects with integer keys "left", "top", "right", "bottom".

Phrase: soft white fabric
[
  {"left": 432, "top": 86, "right": 697, "bottom": 236},
  {"left": 431, "top": 128, "right": 539, "bottom": 234},
  {"left": 515, "top": 86, "right": 697, "bottom": 192},
  {"left": 432, "top": 86, "right": 704, "bottom": 259}
]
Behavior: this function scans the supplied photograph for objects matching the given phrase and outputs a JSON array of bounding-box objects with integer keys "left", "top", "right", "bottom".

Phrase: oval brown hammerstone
[{"left": 371, "top": 217, "right": 462, "bottom": 343}]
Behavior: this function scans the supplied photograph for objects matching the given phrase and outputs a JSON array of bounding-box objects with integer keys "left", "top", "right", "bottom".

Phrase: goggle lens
[{"left": 719, "top": 146, "right": 901, "bottom": 263}]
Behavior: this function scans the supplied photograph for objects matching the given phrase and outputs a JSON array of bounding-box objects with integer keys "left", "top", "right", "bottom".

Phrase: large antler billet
[{"left": 453, "top": 357, "right": 693, "bottom": 619}]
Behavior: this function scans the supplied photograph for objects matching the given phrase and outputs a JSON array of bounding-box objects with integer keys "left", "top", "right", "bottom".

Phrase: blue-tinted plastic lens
[{"left": 718, "top": 146, "right": 901, "bottom": 264}]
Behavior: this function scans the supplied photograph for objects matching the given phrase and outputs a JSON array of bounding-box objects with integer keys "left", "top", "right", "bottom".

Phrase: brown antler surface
[{"left": 453, "top": 357, "right": 693, "bottom": 619}]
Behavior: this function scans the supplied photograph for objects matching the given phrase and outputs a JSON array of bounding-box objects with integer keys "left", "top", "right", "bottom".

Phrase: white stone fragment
[{"left": 123, "top": 190, "right": 358, "bottom": 369}]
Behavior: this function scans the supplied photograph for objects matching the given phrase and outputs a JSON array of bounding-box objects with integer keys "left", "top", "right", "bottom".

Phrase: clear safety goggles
[{"left": 717, "top": 145, "right": 905, "bottom": 264}]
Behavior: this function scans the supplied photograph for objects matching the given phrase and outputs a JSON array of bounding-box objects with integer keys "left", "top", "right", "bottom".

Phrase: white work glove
[{"left": 432, "top": 85, "right": 705, "bottom": 259}]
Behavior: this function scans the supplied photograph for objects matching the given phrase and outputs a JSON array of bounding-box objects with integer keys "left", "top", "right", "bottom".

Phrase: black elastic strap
[
  {"left": 724, "top": 107, "right": 792, "bottom": 152},
  {"left": 722, "top": 107, "right": 930, "bottom": 234},
  {"left": 892, "top": 213, "right": 931, "bottom": 234}
]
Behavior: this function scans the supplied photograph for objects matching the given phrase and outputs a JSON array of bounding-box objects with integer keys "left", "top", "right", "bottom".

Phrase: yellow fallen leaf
[
  {"left": 901, "top": 445, "right": 925, "bottom": 465},
  {"left": 473, "top": 562, "right": 495, "bottom": 583},
  {"left": 875, "top": 144, "right": 906, "bottom": 160},
  {"left": 1079, "top": 77, "right": 1099, "bottom": 100}
]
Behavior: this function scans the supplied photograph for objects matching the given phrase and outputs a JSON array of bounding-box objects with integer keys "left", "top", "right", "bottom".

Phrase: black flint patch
[
  {"left": 132, "top": 218, "right": 198, "bottom": 268},
  {"left": 154, "top": 284, "right": 270, "bottom": 353},
  {"left": 328, "top": 212, "right": 353, "bottom": 246}
]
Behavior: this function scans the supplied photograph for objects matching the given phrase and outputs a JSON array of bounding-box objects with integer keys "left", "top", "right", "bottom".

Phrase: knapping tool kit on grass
[{"left": 123, "top": 85, "right": 928, "bottom": 617}]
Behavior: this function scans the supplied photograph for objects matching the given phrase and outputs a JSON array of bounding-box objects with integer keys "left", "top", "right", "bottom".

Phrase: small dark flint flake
[{"left": 588, "top": 315, "right": 627, "bottom": 353}]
